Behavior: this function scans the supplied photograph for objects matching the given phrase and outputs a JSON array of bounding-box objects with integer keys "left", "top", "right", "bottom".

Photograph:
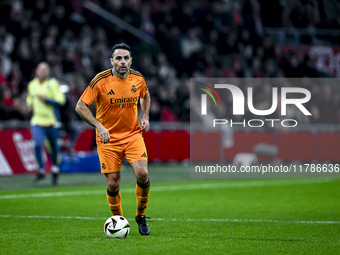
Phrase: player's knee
[
  {"left": 107, "top": 180, "right": 120, "bottom": 192},
  {"left": 106, "top": 174, "right": 121, "bottom": 192},
  {"left": 136, "top": 168, "right": 148, "bottom": 183}
]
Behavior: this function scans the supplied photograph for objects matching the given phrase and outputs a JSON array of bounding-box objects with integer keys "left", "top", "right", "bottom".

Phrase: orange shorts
[{"left": 97, "top": 136, "right": 148, "bottom": 173}]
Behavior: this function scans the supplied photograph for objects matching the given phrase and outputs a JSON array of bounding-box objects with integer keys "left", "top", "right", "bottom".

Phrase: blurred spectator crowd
[{"left": 0, "top": 0, "right": 340, "bottom": 123}]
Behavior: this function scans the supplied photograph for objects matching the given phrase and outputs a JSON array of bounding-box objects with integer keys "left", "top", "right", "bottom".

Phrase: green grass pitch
[{"left": 0, "top": 165, "right": 339, "bottom": 254}]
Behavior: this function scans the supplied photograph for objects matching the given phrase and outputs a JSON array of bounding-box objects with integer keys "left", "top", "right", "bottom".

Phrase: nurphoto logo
[{"left": 199, "top": 82, "right": 312, "bottom": 128}]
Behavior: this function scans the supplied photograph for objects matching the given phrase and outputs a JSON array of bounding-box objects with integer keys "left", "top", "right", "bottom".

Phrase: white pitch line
[
  {"left": 0, "top": 178, "right": 335, "bottom": 200},
  {"left": 0, "top": 214, "right": 339, "bottom": 224},
  {"left": 0, "top": 215, "right": 104, "bottom": 220}
]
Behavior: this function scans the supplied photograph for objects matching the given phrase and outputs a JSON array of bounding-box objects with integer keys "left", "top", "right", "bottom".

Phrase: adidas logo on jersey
[
  {"left": 141, "top": 152, "right": 147, "bottom": 158},
  {"left": 107, "top": 89, "right": 115, "bottom": 95}
]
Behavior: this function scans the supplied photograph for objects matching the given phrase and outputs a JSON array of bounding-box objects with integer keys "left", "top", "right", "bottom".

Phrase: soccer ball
[{"left": 104, "top": 215, "right": 130, "bottom": 238}]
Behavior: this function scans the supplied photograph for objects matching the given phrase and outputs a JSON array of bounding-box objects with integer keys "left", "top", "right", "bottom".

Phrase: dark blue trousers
[{"left": 31, "top": 125, "right": 60, "bottom": 169}]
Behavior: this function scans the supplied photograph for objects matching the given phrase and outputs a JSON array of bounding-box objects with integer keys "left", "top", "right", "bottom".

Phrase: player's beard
[{"left": 117, "top": 66, "right": 128, "bottom": 75}]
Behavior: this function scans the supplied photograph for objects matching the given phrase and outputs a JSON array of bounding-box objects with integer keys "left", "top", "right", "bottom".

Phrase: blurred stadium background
[{"left": 0, "top": 0, "right": 340, "bottom": 175}]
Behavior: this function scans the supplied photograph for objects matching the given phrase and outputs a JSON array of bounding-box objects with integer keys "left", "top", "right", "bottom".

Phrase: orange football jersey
[{"left": 80, "top": 68, "right": 148, "bottom": 145}]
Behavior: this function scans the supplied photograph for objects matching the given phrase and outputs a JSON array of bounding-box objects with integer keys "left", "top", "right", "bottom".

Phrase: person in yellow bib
[{"left": 26, "top": 62, "right": 66, "bottom": 185}]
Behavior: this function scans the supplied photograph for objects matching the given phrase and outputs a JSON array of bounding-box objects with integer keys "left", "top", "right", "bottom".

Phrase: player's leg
[
  {"left": 125, "top": 137, "right": 150, "bottom": 235},
  {"left": 45, "top": 126, "right": 61, "bottom": 185},
  {"left": 97, "top": 142, "right": 124, "bottom": 216},
  {"left": 131, "top": 160, "right": 150, "bottom": 216},
  {"left": 105, "top": 172, "right": 123, "bottom": 216},
  {"left": 31, "top": 125, "right": 46, "bottom": 181},
  {"left": 131, "top": 160, "right": 151, "bottom": 235}
]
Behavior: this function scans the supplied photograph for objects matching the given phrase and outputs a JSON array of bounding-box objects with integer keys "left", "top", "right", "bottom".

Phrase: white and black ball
[{"left": 104, "top": 215, "right": 130, "bottom": 238}]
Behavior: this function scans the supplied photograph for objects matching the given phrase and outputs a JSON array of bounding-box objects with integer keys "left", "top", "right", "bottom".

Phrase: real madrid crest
[{"left": 131, "top": 85, "right": 137, "bottom": 93}]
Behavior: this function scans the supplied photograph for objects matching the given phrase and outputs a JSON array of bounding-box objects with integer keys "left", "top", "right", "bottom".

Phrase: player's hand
[
  {"left": 140, "top": 117, "right": 150, "bottom": 133},
  {"left": 97, "top": 124, "right": 110, "bottom": 144},
  {"left": 37, "top": 95, "right": 46, "bottom": 102}
]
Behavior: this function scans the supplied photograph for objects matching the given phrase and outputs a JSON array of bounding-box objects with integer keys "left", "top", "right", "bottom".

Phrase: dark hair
[{"left": 111, "top": 43, "right": 131, "bottom": 56}]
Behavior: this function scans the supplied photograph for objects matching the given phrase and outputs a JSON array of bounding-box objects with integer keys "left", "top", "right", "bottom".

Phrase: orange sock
[
  {"left": 135, "top": 179, "right": 150, "bottom": 216},
  {"left": 106, "top": 188, "right": 123, "bottom": 216}
]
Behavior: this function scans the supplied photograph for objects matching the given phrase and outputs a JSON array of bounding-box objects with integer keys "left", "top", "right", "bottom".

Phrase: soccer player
[
  {"left": 26, "top": 62, "right": 66, "bottom": 185},
  {"left": 75, "top": 43, "right": 151, "bottom": 235}
]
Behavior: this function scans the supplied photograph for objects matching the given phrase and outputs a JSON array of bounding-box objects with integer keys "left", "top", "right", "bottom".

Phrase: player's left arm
[{"left": 140, "top": 90, "right": 150, "bottom": 133}]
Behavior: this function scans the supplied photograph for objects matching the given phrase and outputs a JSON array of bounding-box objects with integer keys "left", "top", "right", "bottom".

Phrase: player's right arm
[
  {"left": 75, "top": 99, "right": 110, "bottom": 144},
  {"left": 26, "top": 81, "right": 33, "bottom": 112}
]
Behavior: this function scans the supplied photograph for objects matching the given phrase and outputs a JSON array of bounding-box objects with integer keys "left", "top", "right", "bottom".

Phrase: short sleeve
[
  {"left": 139, "top": 78, "right": 148, "bottom": 99},
  {"left": 80, "top": 85, "right": 98, "bottom": 106}
]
